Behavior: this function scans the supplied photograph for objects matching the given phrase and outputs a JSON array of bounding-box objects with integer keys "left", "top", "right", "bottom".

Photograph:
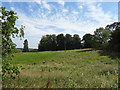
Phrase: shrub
[{"left": 14, "top": 49, "right": 22, "bottom": 53}]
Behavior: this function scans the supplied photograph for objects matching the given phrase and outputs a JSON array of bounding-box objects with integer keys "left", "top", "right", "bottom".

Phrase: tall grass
[{"left": 3, "top": 49, "right": 119, "bottom": 88}]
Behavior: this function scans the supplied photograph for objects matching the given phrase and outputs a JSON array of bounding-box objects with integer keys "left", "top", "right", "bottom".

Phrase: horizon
[{"left": 2, "top": 1, "right": 118, "bottom": 48}]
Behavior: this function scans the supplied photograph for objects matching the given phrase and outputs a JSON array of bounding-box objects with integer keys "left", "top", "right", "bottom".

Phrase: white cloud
[
  {"left": 16, "top": 10, "right": 98, "bottom": 38},
  {"left": 85, "top": 2, "right": 115, "bottom": 26},
  {"left": 62, "top": 9, "right": 68, "bottom": 13},
  {"left": 42, "top": 1, "right": 51, "bottom": 10},
  {"left": 34, "top": 0, "right": 51, "bottom": 10},
  {"left": 58, "top": 0, "right": 65, "bottom": 6},
  {"left": 72, "top": 11, "right": 79, "bottom": 15},
  {"left": 34, "top": 0, "right": 41, "bottom": 4},
  {"left": 78, "top": 5, "right": 83, "bottom": 9}
]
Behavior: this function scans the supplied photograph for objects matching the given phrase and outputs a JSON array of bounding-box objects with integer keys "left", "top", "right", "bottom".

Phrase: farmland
[{"left": 3, "top": 49, "right": 119, "bottom": 88}]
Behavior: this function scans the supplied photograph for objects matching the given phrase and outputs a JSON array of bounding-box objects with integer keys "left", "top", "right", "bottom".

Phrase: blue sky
[{"left": 2, "top": 1, "right": 118, "bottom": 48}]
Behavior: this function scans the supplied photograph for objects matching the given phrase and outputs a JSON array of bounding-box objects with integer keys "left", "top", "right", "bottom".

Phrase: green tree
[
  {"left": 1, "top": 7, "right": 24, "bottom": 57},
  {"left": 51, "top": 34, "right": 57, "bottom": 51},
  {"left": 105, "top": 22, "right": 120, "bottom": 52},
  {"left": 109, "top": 28, "right": 120, "bottom": 52},
  {"left": 82, "top": 33, "right": 94, "bottom": 48},
  {"left": 23, "top": 39, "right": 29, "bottom": 52},
  {"left": 38, "top": 35, "right": 48, "bottom": 51},
  {"left": 94, "top": 27, "right": 110, "bottom": 49},
  {"left": 56, "top": 34, "right": 65, "bottom": 50},
  {"left": 73, "top": 34, "right": 81, "bottom": 49},
  {"left": 1, "top": 7, "right": 24, "bottom": 78},
  {"left": 38, "top": 34, "right": 82, "bottom": 51},
  {"left": 105, "top": 22, "right": 120, "bottom": 32},
  {"left": 46, "top": 34, "right": 57, "bottom": 51},
  {"left": 38, "top": 36, "right": 47, "bottom": 51},
  {"left": 65, "top": 34, "right": 73, "bottom": 50},
  {"left": 38, "top": 34, "right": 57, "bottom": 51}
]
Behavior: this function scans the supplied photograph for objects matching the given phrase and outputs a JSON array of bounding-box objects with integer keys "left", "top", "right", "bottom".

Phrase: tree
[
  {"left": 23, "top": 39, "right": 29, "bottom": 52},
  {"left": 38, "top": 35, "right": 48, "bottom": 51},
  {"left": 109, "top": 28, "right": 120, "bottom": 52},
  {"left": 1, "top": 7, "right": 24, "bottom": 57},
  {"left": 94, "top": 27, "right": 110, "bottom": 43},
  {"left": 104, "top": 22, "right": 120, "bottom": 52},
  {"left": 38, "top": 34, "right": 57, "bottom": 51},
  {"left": 38, "top": 36, "right": 47, "bottom": 51},
  {"left": 1, "top": 7, "right": 24, "bottom": 78},
  {"left": 107, "top": 26, "right": 120, "bottom": 52},
  {"left": 45, "top": 34, "right": 57, "bottom": 51},
  {"left": 105, "top": 22, "right": 120, "bottom": 32},
  {"left": 82, "top": 33, "right": 94, "bottom": 48},
  {"left": 73, "top": 34, "right": 81, "bottom": 49},
  {"left": 65, "top": 34, "right": 73, "bottom": 50},
  {"left": 38, "top": 34, "right": 82, "bottom": 51},
  {"left": 56, "top": 34, "right": 65, "bottom": 50},
  {"left": 51, "top": 34, "right": 57, "bottom": 51},
  {"left": 94, "top": 27, "right": 110, "bottom": 49}
]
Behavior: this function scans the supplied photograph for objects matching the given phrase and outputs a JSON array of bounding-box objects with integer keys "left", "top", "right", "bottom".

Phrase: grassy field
[{"left": 3, "top": 49, "right": 119, "bottom": 88}]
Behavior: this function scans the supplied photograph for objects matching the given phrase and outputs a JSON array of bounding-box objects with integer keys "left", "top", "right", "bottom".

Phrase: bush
[
  {"left": 2, "top": 61, "right": 21, "bottom": 79},
  {"left": 14, "top": 49, "right": 22, "bottom": 53}
]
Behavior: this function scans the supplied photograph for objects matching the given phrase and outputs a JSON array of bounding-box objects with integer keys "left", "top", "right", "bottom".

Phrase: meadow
[{"left": 3, "top": 49, "right": 119, "bottom": 88}]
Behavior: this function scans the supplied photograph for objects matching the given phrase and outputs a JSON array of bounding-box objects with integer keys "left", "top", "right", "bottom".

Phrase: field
[{"left": 3, "top": 49, "right": 119, "bottom": 88}]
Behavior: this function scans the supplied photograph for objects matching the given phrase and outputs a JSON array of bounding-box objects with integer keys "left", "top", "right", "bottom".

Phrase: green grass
[
  {"left": 3, "top": 49, "right": 119, "bottom": 88},
  {"left": 11, "top": 51, "right": 63, "bottom": 64}
]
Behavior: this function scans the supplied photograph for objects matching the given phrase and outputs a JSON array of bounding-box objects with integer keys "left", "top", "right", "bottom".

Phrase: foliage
[
  {"left": 23, "top": 39, "right": 29, "bottom": 52},
  {"left": 14, "top": 48, "right": 22, "bottom": 53},
  {"left": 56, "top": 34, "right": 65, "bottom": 50},
  {"left": 94, "top": 27, "right": 110, "bottom": 43},
  {"left": 72, "top": 34, "right": 81, "bottom": 49},
  {"left": 38, "top": 34, "right": 82, "bottom": 51},
  {"left": 0, "top": 7, "right": 24, "bottom": 78},
  {"left": 105, "top": 22, "right": 120, "bottom": 52},
  {"left": 65, "top": 34, "right": 73, "bottom": 50},
  {"left": 93, "top": 27, "right": 110, "bottom": 49},
  {"left": 38, "top": 34, "right": 57, "bottom": 51},
  {"left": 109, "top": 28, "right": 120, "bottom": 52},
  {"left": 2, "top": 60, "right": 21, "bottom": 79},
  {"left": 82, "top": 33, "right": 95, "bottom": 48},
  {"left": 0, "top": 7, "right": 24, "bottom": 57},
  {"left": 105, "top": 22, "right": 120, "bottom": 32}
]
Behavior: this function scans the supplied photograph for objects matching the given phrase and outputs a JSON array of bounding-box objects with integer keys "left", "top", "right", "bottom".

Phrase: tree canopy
[
  {"left": 105, "top": 22, "right": 120, "bottom": 32},
  {"left": 82, "top": 33, "right": 94, "bottom": 48},
  {"left": 56, "top": 34, "right": 65, "bottom": 50},
  {"left": 93, "top": 27, "right": 110, "bottom": 49},
  {"left": 0, "top": 7, "right": 24, "bottom": 57},
  {"left": 94, "top": 27, "right": 110, "bottom": 44},
  {"left": 106, "top": 22, "right": 120, "bottom": 52},
  {"left": 73, "top": 34, "right": 81, "bottom": 49},
  {"left": 38, "top": 34, "right": 82, "bottom": 51},
  {"left": 23, "top": 39, "right": 29, "bottom": 52}
]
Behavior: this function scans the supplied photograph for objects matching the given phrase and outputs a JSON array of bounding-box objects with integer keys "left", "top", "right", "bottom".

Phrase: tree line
[
  {"left": 23, "top": 22, "right": 120, "bottom": 52},
  {"left": 38, "top": 34, "right": 82, "bottom": 51},
  {"left": 82, "top": 22, "right": 120, "bottom": 52}
]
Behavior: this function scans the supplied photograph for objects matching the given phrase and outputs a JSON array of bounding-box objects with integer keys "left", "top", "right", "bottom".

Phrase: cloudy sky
[{"left": 2, "top": 0, "right": 118, "bottom": 48}]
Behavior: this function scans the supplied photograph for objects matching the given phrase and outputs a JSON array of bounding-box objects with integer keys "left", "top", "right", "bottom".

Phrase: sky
[{"left": 2, "top": 0, "right": 118, "bottom": 49}]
